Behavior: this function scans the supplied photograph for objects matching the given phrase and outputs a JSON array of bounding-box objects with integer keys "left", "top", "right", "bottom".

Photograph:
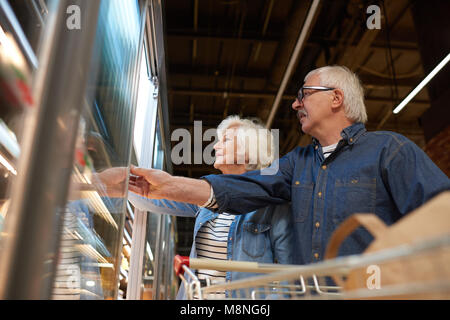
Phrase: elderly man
[{"left": 130, "top": 65, "right": 450, "bottom": 265}]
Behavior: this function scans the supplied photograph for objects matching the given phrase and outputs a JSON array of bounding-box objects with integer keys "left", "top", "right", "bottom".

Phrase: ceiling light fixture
[{"left": 393, "top": 53, "right": 450, "bottom": 114}]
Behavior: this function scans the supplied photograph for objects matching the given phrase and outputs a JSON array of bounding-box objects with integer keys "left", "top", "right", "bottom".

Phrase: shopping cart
[{"left": 174, "top": 235, "right": 450, "bottom": 300}]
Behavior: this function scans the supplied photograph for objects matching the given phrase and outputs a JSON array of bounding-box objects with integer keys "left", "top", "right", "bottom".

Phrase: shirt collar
[
  {"left": 312, "top": 122, "right": 366, "bottom": 147},
  {"left": 340, "top": 122, "right": 366, "bottom": 145}
]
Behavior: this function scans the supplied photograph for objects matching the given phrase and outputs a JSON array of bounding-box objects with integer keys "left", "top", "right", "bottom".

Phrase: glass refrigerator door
[
  {"left": 51, "top": 0, "right": 144, "bottom": 300},
  {"left": 0, "top": 1, "right": 43, "bottom": 249}
]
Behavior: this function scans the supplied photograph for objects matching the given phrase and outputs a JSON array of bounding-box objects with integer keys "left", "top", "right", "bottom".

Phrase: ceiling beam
[
  {"left": 308, "top": 36, "right": 419, "bottom": 52},
  {"left": 167, "top": 32, "right": 279, "bottom": 46},
  {"left": 338, "top": 0, "right": 413, "bottom": 69},
  {"left": 168, "top": 65, "right": 422, "bottom": 88},
  {"left": 169, "top": 88, "right": 429, "bottom": 105},
  {"left": 167, "top": 33, "right": 419, "bottom": 52}
]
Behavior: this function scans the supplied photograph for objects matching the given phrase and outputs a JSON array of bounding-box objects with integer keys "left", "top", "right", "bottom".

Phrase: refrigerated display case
[
  {"left": 0, "top": 0, "right": 39, "bottom": 236},
  {"left": 0, "top": 0, "right": 176, "bottom": 300},
  {"left": 51, "top": 0, "right": 146, "bottom": 299},
  {"left": 0, "top": 0, "right": 104, "bottom": 299},
  {"left": 125, "top": 0, "right": 178, "bottom": 300},
  {"left": 136, "top": 119, "right": 178, "bottom": 300}
]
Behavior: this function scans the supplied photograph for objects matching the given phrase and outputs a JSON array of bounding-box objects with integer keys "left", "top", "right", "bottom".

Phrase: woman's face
[{"left": 213, "top": 126, "right": 246, "bottom": 174}]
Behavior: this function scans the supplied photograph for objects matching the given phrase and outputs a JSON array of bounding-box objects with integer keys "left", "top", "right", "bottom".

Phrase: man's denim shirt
[
  {"left": 204, "top": 123, "right": 450, "bottom": 266},
  {"left": 128, "top": 193, "right": 294, "bottom": 299}
]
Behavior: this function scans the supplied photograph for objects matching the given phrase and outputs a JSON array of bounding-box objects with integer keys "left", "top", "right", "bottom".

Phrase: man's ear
[{"left": 331, "top": 89, "right": 344, "bottom": 109}]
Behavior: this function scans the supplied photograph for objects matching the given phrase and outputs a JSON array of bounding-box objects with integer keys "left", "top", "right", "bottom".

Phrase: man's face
[{"left": 291, "top": 74, "right": 334, "bottom": 136}]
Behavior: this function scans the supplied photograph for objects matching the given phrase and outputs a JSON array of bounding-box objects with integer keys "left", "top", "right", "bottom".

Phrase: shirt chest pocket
[
  {"left": 332, "top": 177, "right": 376, "bottom": 225},
  {"left": 292, "top": 182, "right": 314, "bottom": 222},
  {"left": 242, "top": 222, "right": 271, "bottom": 258}
]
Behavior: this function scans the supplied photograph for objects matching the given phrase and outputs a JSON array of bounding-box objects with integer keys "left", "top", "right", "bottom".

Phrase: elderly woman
[{"left": 128, "top": 115, "right": 294, "bottom": 299}]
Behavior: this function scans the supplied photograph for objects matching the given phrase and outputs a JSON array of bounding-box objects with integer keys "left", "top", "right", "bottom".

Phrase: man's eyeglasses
[{"left": 297, "top": 86, "right": 335, "bottom": 102}]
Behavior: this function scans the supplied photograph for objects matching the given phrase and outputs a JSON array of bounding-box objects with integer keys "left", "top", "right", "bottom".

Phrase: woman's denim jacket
[{"left": 128, "top": 192, "right": 294, "bottom": 299}]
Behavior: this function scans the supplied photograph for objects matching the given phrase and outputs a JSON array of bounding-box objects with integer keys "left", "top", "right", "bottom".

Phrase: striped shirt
[
  {"left": 322, "top": 142, "right": 338, "bottom": 159},
  {"left": 195, "top": 213, "right": 235, "bottom": 298}
]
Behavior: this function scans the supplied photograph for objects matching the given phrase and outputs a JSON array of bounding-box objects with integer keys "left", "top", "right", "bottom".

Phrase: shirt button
[
  {"left": 315, "top": 145, "right": 318, "bottom": 150},
  {"left": 318, "top": 192, "right": 322, "bottom": 197},
  {"left": 295, "top": 181, "right": 300, "bottom": 185},
  {"left": 315, "top": 222, "right": 320, "bottom": 228},
  {"left": 322, "top": 165, "right": 327, "bottom": 170},
  {"left": 314, "top": 253, "right": 319, "bottom": 259},
  {"left": 349, "top": 138, "right": 353, "bottom": 143}
]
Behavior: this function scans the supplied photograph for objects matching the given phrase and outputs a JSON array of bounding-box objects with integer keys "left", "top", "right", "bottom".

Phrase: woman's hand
[{"left": 93, "top": 167, "right": 128, "bottom": 197}]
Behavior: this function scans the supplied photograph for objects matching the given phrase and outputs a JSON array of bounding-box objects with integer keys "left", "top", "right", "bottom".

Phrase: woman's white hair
[
  {"left": 305, "top": 65, "right": 368, "bottom": 123},
  {"left": 217, "top": 115, "right": 276, "bottom": 171}
]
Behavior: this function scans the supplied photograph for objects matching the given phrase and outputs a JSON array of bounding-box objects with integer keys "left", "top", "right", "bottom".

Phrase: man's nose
[{"left": 292, "top": 98, "right": 303, "bottom": 110}]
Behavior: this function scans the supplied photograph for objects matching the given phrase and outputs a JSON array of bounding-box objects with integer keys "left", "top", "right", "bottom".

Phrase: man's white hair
[
  {"left": 305, "top": 65, "right": 368, "bottom": 123},
  {"left": 217, "top": 115, "right": 275, "bottom": 171}
]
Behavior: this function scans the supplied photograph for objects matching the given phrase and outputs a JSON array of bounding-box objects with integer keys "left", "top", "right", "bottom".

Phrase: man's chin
[{"left": 299, "top": 121, "right": 311, "bottom": 135}]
